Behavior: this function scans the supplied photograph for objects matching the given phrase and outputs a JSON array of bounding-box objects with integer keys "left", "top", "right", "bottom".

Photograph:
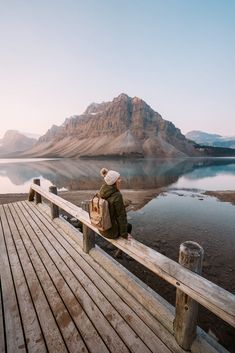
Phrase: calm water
[{"left": 0, "top": 157, "right": 235, "bottom": 193}]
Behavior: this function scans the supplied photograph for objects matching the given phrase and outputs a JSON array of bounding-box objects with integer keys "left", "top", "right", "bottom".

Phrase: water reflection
[{"left": 0, "top": 157, "right": 235, "bottom": 193}]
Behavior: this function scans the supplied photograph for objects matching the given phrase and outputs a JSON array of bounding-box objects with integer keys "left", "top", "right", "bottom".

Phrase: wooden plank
[
  {"left": 192, "top": 328, "right": 229, "bottom": 353},
  {"left": 40, "top": 201, "right": 175, "bottom": 329},
  {"left": 9, "top": 202, "right": 90, "bottom": 352},
  {"left": 0, "top": 205, "right": 26, "bottom": 353},
  {"left": 90, "top": 247, "right": 175, "bottom": 332},
  {"left": 35, "top": 208, "right": 183, "bottom": 353},
  {"left": 33, "top": 204, "right": 187, "bottom": 353},
  {"left": 37, "top": 202, "right": 175, "bottom": 330},
  {"left": 2, "top": 204, "right": 47, "bottom": 353},
  {"left": 35, "top": 202, "right": 229, "bottom": 353},
  {"left": 38, "top": 202, "right": 83, "bottom": 248},
  {"left": 0, "top": 277, "right": 6, "bottom": 353},
  {"left": 22, "top": 200, "right": 153, "bottom": 353},
  {"left": 89, "top": 249, "right": 229, "bottom": 353},
  {"left": 30, "top": 184, "right": 235, "bottom": 328},
  {"left": 14, "top": 202, "right": 112, "bottom": 353},
  {"left": 27, "top": 201, "right": 172, "bottom": 353},
  {"left": 83, "top": 254, "right": 222, "bottom": 353},
  {"left": 23, "top": 200, "right": 151, "bottom": 353},
  {"left": 5, "top": 204, "right": 69, "bottom": 353},
  {"left": 114, "top": 239, "right": 235, "bottom": 327}
]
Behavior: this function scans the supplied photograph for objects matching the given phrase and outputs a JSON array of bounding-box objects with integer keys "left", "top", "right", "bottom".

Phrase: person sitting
[{"left": 99, "top": 168, "right": 132, "bottom": 257}]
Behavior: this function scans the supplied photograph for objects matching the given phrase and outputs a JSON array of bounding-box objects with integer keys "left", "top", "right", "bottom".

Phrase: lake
[{"left": 0, "top": 157, "right": 235, "bottom": 193}]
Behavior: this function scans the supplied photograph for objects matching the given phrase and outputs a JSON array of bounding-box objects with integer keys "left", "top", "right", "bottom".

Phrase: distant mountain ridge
[
  {"left": 186, "top": 130, "right": 235, "bottom": 149},
  {"left": 0, "top": 130, "right": 38, "bottom": 156},
  {"left": 23, "top": 93, "right": 199, "bottom": 158}
]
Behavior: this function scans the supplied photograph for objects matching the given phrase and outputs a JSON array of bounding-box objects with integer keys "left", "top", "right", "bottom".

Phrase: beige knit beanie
[{"left": 100, "top": 168, "right": 120, "bottom": 185}]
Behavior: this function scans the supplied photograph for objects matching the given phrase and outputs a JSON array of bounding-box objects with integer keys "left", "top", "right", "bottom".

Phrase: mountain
[
  {"left": 0, "top": 130, "right": 38, "bottom": 157},
  {"left": 22, "top": 132, "right": 41, "bottom": 140},
  {"left": 23, "top": 93, "right": 199, "bottom": 158},
  {"left": 186, "top": 130, "right": 235, "bottom": 149}
]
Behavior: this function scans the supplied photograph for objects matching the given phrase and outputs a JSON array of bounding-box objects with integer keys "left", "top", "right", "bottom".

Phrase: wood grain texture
[
  {"left": 30, "top": 184, "right": 235, "bottom": 327},
  {"left": 33, "top": 179, "right": 42, "bottom": 204},
  {"left": 23, "top": 200, "right": 151, "bottom": 353},
  {"left": 14, "top": 202, "right": 98, "bottom": 353},
  {"left": 29, "top": 201, "right": 230, "bottom": 353},
  {"left": 174, "top": 241, "right": 204, "bottom": 350},
  {"left": 0, "top": 205, "right": 26, "bottom": 353},
  {"left": 1, "top": 195, "right": 230, "bottom": 353},
  {"left": 0, "top": 277, "right": 6, "bottom": 353},
  {"left": 39, "top": 201, "right": 230, "bottom": 353},
  {"left": 3, "top": 204, "right": 47, "bottom": 353},
  {"left": 27, "top": 200, "right": 172, "bottom": 353},
  {"left": 81, "top": 201, "right": 96, "bottom": 253},
  {"left": 49, "top": 186, "right": 59, "bottom": 219},
  {"left": 6, "top": 203, "right": 68, "bottom": 353}
]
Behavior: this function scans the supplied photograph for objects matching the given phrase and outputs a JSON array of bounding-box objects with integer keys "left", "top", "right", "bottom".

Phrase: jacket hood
[{"left": 99, "top": 184, "right": 118, "bottom": 199}]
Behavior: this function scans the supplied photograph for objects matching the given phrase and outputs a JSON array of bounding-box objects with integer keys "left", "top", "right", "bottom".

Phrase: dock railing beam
[{"left": 174, "top": 241, "right": 204, "bottom": 350}]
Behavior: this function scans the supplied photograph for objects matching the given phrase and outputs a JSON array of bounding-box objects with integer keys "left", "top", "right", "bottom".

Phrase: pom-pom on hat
[{"left": 100, "top": 168, "right": 120, "bottom": 185}]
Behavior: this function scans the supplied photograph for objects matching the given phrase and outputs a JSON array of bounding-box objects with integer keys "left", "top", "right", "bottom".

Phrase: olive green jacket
[{"left": 99, "top": 184, "right": 128, "bottom": 239}]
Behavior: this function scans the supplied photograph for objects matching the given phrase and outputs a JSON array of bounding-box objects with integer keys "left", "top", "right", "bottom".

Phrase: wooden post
[
  {"left": 49, "top": 186, "right": 59, "bottom": 219},
  {"left": 81, "top": 201, "right": 95, "bottom": 253},
  {"left": 174, "top": 241, "right": 204, "bottom": 350},
  {"left": 33, "top": 179, "right": 42, "bottom": 204},
  {"left": 28, "top": 188, "right": 35, "bottom": 201}
]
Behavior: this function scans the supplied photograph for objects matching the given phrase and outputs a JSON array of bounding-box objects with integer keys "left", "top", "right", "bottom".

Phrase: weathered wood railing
[{"left": 29, "top": 179, "right": 235, "bottom": 352}]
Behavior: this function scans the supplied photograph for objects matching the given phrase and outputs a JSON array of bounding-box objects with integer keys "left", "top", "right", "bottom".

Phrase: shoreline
[
  {"left": 1, "top": 189, "right": 235, "bottom": 207},
  {"left": 204, "top": 190, "right": 235, "bottom": 205},
  {"left": 0, "top": 188, "right": 164, "bottom": 210}
]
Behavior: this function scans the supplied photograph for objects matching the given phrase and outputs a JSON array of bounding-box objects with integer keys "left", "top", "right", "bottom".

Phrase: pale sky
[{"left": 0, "top": 0, "right": 234, "bottom": 139}]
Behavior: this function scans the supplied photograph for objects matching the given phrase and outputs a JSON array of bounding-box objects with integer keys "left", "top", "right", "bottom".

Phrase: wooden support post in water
[
  {"left": 174, "top": 241, "right": 204, "bottom": 351},
  {"left": 34, "top": 179, "right": 42, "bottom": 204},
  {"left": 81, "top": 201, "right": 95, "bottom": 253},
  {"left": 49, "top": 186, "right": 59, "bottom": 219}
]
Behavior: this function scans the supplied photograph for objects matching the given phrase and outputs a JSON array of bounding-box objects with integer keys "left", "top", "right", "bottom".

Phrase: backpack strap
[{"left": 91, "top": 192, "right": 101, "bottom": 210}]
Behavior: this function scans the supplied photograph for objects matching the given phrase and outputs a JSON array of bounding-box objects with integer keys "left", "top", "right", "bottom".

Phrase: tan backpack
[{"left": 89, "top": 193, "right": 112, "bottom": 231}]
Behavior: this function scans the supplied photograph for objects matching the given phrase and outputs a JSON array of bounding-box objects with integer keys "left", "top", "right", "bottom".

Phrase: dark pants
[
  {"left": 114, "top": 223, "right": 132, "bottom": 258},
  {"left": 127, "top": 223, "right": 132, "bottom": 234}
]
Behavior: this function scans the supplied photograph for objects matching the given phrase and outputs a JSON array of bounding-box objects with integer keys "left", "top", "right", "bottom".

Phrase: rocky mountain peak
[
  {"left": 84, "top": 103, "right": 101, "bottom": 115},
  {"left": 38, "top": 124, "right": 61, "bottom": 143},
  {"left": 22, "top": 93, "right": 200, "bottom": 158},
  {"left": 113, "top": 93, "right": 131, "bottom": 103},
  {"left": 0, "top": 130, "right": 37, "bottom": 156},
  {"left": 84, "top": 100, "right": 111, "bottom": 115},
  {"left": 3, "top": 130, "right": 21, "bottom": 141},
  {"left": 132, "top": 96, "right": 142, "bottom": 103}
]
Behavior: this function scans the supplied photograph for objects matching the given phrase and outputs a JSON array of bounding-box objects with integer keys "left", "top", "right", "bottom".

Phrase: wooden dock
[{"left": 0, "top": 180, "right": 234, "bottom": 353}]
